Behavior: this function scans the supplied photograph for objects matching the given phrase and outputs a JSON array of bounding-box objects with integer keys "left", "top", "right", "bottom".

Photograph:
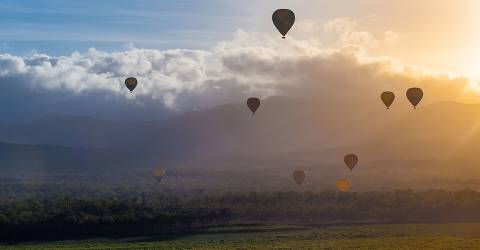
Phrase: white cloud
[
  {"left": 384, "top": 30, "right": 400, "bottom": 44},
  {"left": 323, "top": 17, "right": 378, "bottom": 48},
  {"left": 0, "top": 17, "right": 476, "bottom": 116}
]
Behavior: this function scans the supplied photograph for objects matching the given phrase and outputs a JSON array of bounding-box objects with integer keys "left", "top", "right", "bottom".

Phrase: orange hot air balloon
[
  {"left": 272, "top": 9, "right": 295, "bottom": 39},
  {"left": 247, "top": 98, "right": 261, "bottom": 114},
  {"left": 344, "top": 154, "right": 358, "bottom": 171},
  {"left": 152, "top": 168, "right": 166, "bottom": 182},
  {"left": 336, "top": 179, "right": 351, "bottom": 192},
  {"left": 406, "top": 87, "right": 423, "bottom": 109},
  {"left": 292, "top": 170, "right": 306, "bottom": 185},
  {"left": 125, "top": 77, "right": 138, "bottom": 93},
  {"left": 381, "top": 91, "right": 395, "bottom": 109}
]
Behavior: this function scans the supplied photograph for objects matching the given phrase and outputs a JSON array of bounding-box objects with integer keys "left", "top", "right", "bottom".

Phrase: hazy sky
[
  {"left": 2, "top": 0, "right": 479, "bottom": 74},
  {"left": 0, "top": 0, "right": 479, "bottom": 121}
]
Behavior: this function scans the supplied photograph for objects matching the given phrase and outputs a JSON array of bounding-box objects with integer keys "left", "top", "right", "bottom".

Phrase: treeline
[{"left": 2, "top": 189, "right": 480, "bottom": 241}]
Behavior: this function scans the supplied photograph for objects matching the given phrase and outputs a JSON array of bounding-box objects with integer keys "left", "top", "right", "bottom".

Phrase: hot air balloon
[
  {"left": 125, "top": 77, "right": 138, "bottom": 93},
  {"left": 406, "top": 87, "right": 423, "bottom": 109},
  {"left": 344, "top": 154, "right": 358, "bottom": 171},
  {"left": 152, "top": 168, "right": 166, "bottom": 182},
  {"left": 293, "top": 170, "right": 306, "bottom": 185},
  {"left": 381, "top": 91, "right": 395, "bottom": 109},
  {"left": 247, "top": 98, "right": 261, "bottom": 114},
  {"left": 336, "top": 179, "right": 351, "bottom": 192},
  {"left": 272, "top": 9, "right": 295, "bottom": 39}
]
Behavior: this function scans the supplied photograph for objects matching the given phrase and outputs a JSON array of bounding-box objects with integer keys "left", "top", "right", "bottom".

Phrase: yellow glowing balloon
[
  {"left": 336, "top": 179, "right": 351, "bottom": 192},
  {"left": 152, "top": 168, "right": 166, "bottom": 182}
]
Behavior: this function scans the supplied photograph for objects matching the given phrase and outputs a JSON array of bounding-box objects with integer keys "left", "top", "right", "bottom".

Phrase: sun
[{"left": 461, "top": 0, "right": 480, "bottom": 86}]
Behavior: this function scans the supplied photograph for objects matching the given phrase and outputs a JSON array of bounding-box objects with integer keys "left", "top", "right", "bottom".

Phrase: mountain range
[{"left": 1, "top": 96, "right": 480, "bottom": 190}]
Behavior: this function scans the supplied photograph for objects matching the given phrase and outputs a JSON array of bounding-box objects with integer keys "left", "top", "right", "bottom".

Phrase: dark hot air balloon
[
  {"left": 336, "top": 179, "right": 351, "bottom": 192},
  {"left": 381, "top": 91, "right": 395, "bottom": 109},
  {"left": 293, "top": 170, "right": 306, "bottom": 185},
  {"left": 152, "top": 168, "right": 166, "bottom": 182},
  {"left": 272, "top": 9, "right": 295, "bottom": 39},
  {"left": 247, "top": 98, "right": 261, "bottom": 114},
  {"left": 125, "top": 77, "right": 138, "bottom": 93},
  {"left": 406, "top": 87, "right": 423, "bottom": 109},
  {"left": 344, "top": 154, "right": 358, "bottom": 171}
]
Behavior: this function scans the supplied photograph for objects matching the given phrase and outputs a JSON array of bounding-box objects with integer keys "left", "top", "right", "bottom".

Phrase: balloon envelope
[
  {"left": 272, "top": 9, "right": 295, "bottom": 38},
  {"left": 247, "top": 98, "right": 261, "bottom": 114},
  {"left": 152, "top": 168, "right": 166, "bottom": 182},
  {"left": 293, "top": 170, "right": 306, "bottom": 185},
  {"left": 381, "top": 91, "right": 395, "bottom": 109},
  {"left": 406, "top": 87, "right": 423, "bottom": 108},
  {"left": 125, "top": 77, "right": 138, "bottom": 93},
  {"left": 336, "top": 179, "right": 351, "bottom": 192},
  {"left": 344, "top": 154, "right": 358, "bottom": 171}
]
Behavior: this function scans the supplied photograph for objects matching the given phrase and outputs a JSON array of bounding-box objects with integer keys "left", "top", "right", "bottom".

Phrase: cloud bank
[{"left": 0, "top": 17, "right": 476, "bottom": 121}]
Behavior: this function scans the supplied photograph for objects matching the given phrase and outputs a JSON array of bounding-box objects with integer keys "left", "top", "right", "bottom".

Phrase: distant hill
[
  {"left": 2, "top": 96, "right": 479, "bottom": 157},
  {"left": 1, "top": 97, "right": 480, "bottom": 187},
  {"left": 0, "top": 96, "right": 392, "bottom": 153}
]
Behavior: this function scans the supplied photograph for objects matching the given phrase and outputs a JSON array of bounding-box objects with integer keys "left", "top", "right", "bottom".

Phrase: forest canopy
[{"left": 2, "top": 189, "right": 480, "bottom": 241}]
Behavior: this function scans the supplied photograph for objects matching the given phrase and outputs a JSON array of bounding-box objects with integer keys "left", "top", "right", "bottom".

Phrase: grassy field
[{"left": 3, "top": 223, "right": 480, "bottom": 249}]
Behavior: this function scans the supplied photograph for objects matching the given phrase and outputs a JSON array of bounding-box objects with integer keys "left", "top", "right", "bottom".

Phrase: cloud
[
  {"left": 323, "top": 17, "right": 378, "bottom": 48},
  {"left": 0, "top": 17, "right": 476, "bottom": 121},
  {"left": 214, "top": 28, "right": 476, "bottom": 105},
  {"left": 384, "top": 30, "right": 400, "bottom": 44}
]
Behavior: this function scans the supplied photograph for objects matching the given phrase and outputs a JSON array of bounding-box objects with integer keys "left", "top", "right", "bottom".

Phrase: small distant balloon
[
  {"left": 344, "top": 154, "right": 358, "bottom": 171},
  {"left": 272, "top": 9, "right": 295, "bottom": 39},
  {"left": 292, "top": 170, "right": 306, "bottom": 185},
  {"left": 247, "top": 98, "right": 261, "bottom": 114},
  {"left": 381, "top": 91, "right": 395, "bottom": 109},
  {"left": 336, "top": 179, "right": 351, "bottom": 192},
  {"left": 152, "top": 168, "right": 166, "bottom": 182},
  {"left": 125, "top": 77, "right": 138, "bottom": 93},
  {"left": 406, "top": 87, "right": 423, "bottom": 109}
]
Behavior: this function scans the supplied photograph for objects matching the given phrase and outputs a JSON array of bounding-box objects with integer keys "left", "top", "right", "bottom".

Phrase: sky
[
  {"left": 1, "top": 0, "right": 480, "bottom": 121},
  {"left": 0, "top": 0, "right": 249, "bottom": 54}
]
